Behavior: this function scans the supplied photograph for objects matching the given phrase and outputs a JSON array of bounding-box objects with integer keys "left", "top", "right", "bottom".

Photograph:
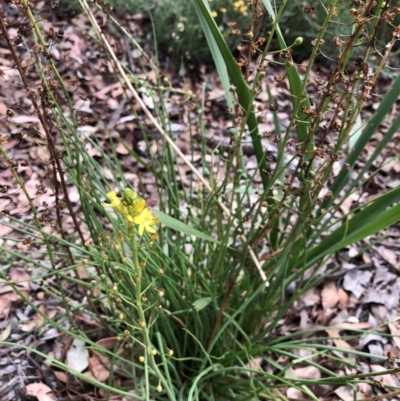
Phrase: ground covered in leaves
[{"left": 0, "top": 2, "right": 400, "bottom": 401}]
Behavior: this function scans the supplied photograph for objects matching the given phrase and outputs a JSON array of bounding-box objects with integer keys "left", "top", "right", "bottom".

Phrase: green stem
[{"left": 130, "top": 235, "right": 176, "bottom": 401}]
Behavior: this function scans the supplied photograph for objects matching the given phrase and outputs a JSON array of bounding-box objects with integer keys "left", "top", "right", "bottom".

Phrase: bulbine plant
[
  {"left": 1, "top": 0, "right": 400, "bottom": 400},
  {"left": 100, "top": 188, "right": 176, "bottom": 398}
]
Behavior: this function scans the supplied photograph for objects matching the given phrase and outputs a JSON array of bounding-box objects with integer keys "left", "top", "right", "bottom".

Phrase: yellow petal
[
  {"left": 135, "top": 199, "right": 146, "bottom": 215},
  {"left": 103, "top": 191, "right": 124, "bottom": 213},
  {"left": 138, "top": 224, "right": 145, "bottom": 236},
  {"left": 106, "top": 191, "right": 118, "bottom": 200}
]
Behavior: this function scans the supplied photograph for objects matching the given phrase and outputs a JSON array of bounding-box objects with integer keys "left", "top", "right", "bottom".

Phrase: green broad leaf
[
  {"left": 154, "top": 211, "right": 254, "bottom": 261},
  {"left": 313, "top": 74, "right": 400, "bottom": 231},
  {"left": 153, "top": 209, "right": 217, "bottom": 243},
  {"left": 193, "top": 297, "right": 212, "bottom": 311},
  {"left": 193, "top": 1, "right": 233, "bottom": 110},
  {"left": 329, "top": 73, "right": 400, "bottom": 201},
  {"left": 349, "top": 112, "right": 363, "bottom": 150},
  {"left": 300, "top": 187, "right": 400, "bottom": 270},
  {"left": 192, "top": 0, "right": 269, "bottom": 190}
]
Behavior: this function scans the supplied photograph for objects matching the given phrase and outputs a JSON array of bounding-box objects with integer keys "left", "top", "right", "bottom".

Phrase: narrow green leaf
[
  {"left": 193, "top": 297, "right": 212, "bottom": 311},
  {"left": 192, "top": 0, "right": 269, "bottom": 189},
  {"left": 330, "top": 73, "right": 400, "bottom": 201},
  {"left": 194, "top": 2, "right": 233, "bottom": 109},
  {"left": 313, "top": 74, "right": 400, "bottom": 232},
  {"left": 301, "top": 187, "right": 400, "bottom": 269},
  {"left": 349, "top": 112, "right": 363, "bottom": 150},
  {"left": 153, "top": 209, "right": 217, "bottom": 243}
]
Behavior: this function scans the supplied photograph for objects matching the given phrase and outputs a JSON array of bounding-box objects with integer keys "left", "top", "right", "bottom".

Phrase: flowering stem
[
  {"left": 130, "top": 236, "right": 176, "bottom": 401},
  {"left": 131, "top": 235, "right": 150, "bottom": 399}
]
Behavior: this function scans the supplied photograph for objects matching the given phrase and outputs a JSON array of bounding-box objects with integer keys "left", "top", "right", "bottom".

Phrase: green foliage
[
  {"left": 63, "top": 0, "right": 247, "bottom": 56},
  {"left": 96, "top": 0, "right": 251, "bottom": 62},
  {"left": 62, "top": 0, "right": 399, "bottom": 66},
  {"left": 1, "top": 0, "right": 400, "bottom": 400}
]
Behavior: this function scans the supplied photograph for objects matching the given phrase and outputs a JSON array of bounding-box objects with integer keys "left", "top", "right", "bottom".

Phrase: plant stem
[{"left": 130, "top": 236, "right": 177, "bottom": 401}]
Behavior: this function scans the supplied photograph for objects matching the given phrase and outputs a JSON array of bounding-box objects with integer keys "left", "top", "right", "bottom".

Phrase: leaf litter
[{"left": 0, "top": 2, "right": 399, "bottom": 401}]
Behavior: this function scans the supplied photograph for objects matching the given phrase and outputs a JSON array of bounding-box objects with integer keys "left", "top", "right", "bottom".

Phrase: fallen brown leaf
[
  {"left": 89, "top": 354, "right": 110, "bottom": 382},
  {"left": 321, "top": 280, "right": 339, "bottom": 309},
  {"left": 325, "top": 329, "right": 352, "bottom": 350},
  {"left": 338, "top": 288, "right": 349, "bottom": 310},
  {"left": 26, "top": 383, "right": 56, "bottom": 401},
  {"left": 288, "top": 366, "right": 321, "bottom": 380}
]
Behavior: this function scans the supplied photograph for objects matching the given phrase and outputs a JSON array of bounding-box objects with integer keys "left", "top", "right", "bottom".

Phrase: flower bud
[{"left": 294, "top": 37, "right": 303, "bottom": 46}]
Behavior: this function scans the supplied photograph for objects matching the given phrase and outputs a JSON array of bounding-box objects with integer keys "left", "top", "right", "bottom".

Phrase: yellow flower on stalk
[
  {"left": 102, "top": 191, "right": 124, "bottom": 213},
  {"left": 133, "top": 207, "right": 158, "bottom": 237},
  {"left": 211, "top": 10, "right": 218, "bottom": 18},
  {"left": 233, "top": 0, "right": 247, "bottom": 15},
  {"left": 233, "top": 0, "right": 244, "bottom": 8},
  {"left": 102, "top": 189, "right": 158, "bottom": 237}
]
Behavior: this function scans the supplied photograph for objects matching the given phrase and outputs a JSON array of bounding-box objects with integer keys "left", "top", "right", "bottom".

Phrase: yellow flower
[
  {"left": 233, "top": 0, "right": 247, "bottom": 15},
  {"left": 133, "top": 207, "right": 158, "bottom": 236},
  {"left": 102, "top": 191, "right": 124, "bottom": 213},
  {"left": 133, "top": 199, "right": 146, "bottom": 215},
  {"left": 103, "top": 189, "right": 158, "bottom": 237},
  {"left": 211, "top": 11, "right": 218, "bottom": 18}
]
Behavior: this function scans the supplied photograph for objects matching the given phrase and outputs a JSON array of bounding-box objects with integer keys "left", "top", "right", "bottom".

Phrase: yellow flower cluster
[
  {"left": 233, "top": 0, "right": 247, "bottom": 15},
  {"left": 103, "top": 189, "right": 158, "bottom": 237},
  {"left": 210, "top": 0, "right": 246, "bottom": 18}
]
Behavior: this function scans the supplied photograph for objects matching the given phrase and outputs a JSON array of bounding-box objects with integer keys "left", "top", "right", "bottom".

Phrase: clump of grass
[{"left": 1, "top": 0, "right": 400, "bottom": 400}]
